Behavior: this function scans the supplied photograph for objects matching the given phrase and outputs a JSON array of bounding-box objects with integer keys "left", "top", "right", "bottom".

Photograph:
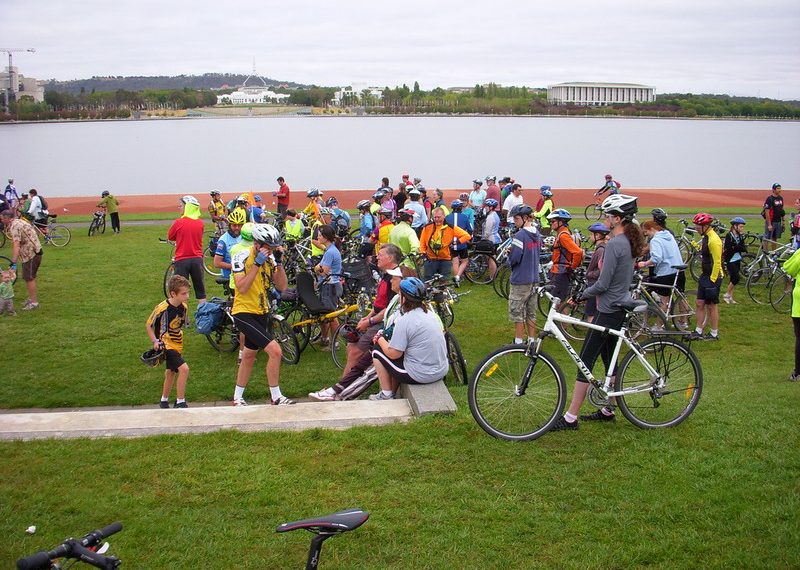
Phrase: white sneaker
[
  {"left": 368, "top": 392, "right": 394, "bottom": 401},
  {"left": 308, "top": 388, "right": 336, "bottom": 401},
  {"left": 271, "top": 396, "right": 296, "bottom": 405},
  {"left": 232, "top": 398, "right": 248, "bottom": 406},
  {"left": 723, "top": 294, "right": 732, "bottom": 304}
]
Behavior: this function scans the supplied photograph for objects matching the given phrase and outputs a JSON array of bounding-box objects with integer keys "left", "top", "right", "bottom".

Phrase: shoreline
[{"left": 47, "top": 188, "right": 780, "bottom": 216}]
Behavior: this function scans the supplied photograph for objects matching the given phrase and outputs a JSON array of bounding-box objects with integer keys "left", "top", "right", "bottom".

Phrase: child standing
[
  {"left": 146, "top": 275, "right": 191, "bottom": 408},
  {"left": 0, "top": 269, "right": 16, "bottom": 316}
]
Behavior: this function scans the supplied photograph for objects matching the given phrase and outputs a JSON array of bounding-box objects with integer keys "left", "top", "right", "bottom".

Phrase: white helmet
[
  {"left": 181, "top": 195, "right": 200, "bottom": 207},
  {"left": 601, "top": 194, "right": 638, "bottom": 219},
  {"left": 251, "top": 224, "right": 282, "bottom": 247}
]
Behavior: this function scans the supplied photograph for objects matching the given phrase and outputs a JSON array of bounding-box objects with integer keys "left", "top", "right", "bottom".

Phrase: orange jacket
[
  {"left": 551, "top": 227, "right": 584, "bottom": 274},
  {"left": 419, "top": 222, "right": 471, "bottom": 260}
]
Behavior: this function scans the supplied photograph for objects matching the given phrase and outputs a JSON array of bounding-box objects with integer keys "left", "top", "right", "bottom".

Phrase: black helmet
[
  {"left": 651, "top": 208, "right": 668, "bottom": 224},
  {"left": 101, "top": 190, "right": 110, "bottom": 197},
  {"left": 510, "top": 204, "right": 533, "bottom": 218},
  {"left": 141, "top": 347, "right": 165, "bottom": 368}
]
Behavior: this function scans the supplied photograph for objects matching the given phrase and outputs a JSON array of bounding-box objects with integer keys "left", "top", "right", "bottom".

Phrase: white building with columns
[{"left": 547, "top": 82, "right": 655, "bottom": 106}]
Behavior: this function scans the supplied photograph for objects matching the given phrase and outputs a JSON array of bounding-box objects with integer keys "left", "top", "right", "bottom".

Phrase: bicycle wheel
[
  {"left": 557, "top": 301, "right": 589, "bottom": 342},
  {"left": 738, "top": 252, "right": 757, "bottom": 280},
  {"left": 100, "top": 216, "right": 106, "bottom": 234},
  {"left": 769, "top": 271, "right": 793, "bottom": 314},
  {"left": 468, "top": 345, "right": 566, "bottom": 441},
  {"left": 465, "top": 253, "right": 495, "bottom": 285},
  {"left": 445, "top": 331, "right": 468, "bottom": 386},
  {"left": 163, "top": 263, "right": 175, "bottom": 298},
  {"left": 583, "top": 203, "right": 600, "bottom": 221},
  {"left": 269, "top": 315, "right": 300, "bottom": 365},
  {"left": 0, "top": 255, "right": 17, "bottom": 284},
  {"left": 436, "top": 299, "right": 454, "bottom": 329},
  {"left": 48, "top": 225, "right": 71, "bottom": 247},
  {"left": 615, "top": 338, "right": 703, "bottom": 429},
  {"left": 746, "top": 267, "right": 773, "bottom": 305},
  {"left": 331, "top": 323, "right": 350, "bottom": 369},
  {"left": 627, "top": 305, "right": 664, "bottom": 340},
  {"left": 88, "top": 219, "right": 99, "bottom": 237},
  {"left": 203, "top": 244, "right": 222, "bottom": 277},
  {"left": 206, "top": 313, "right": 240, "bottom": 353},
  {"left": 284, "top": 307, "right": 312, "bottom": 352},
  {"left": 493, "top": 265, "right": 510, "bottom": 299},
  {"left": 688, "top": 253, "right": 702, "bottom": 281}
]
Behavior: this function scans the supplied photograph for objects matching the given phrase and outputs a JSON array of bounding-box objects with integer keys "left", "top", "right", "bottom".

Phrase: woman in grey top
[{"left": 551, "top": 194, "right": 645, "bottom": 431}]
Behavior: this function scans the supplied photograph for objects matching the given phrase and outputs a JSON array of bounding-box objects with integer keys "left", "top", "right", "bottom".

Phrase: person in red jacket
[
  {"left": 275, "top": 176, "right": 291, "bottom": 219},
  {"left": 168, "top": 195, "right": 206, "bottom": 306}
]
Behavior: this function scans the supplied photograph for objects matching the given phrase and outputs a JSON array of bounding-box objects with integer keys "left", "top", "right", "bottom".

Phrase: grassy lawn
[{"left": 1, "top": 223, "right": 798, "bottom": 568}]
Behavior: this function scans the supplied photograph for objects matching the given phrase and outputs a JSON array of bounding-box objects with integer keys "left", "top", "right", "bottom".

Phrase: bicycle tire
[
  {"left": 465, "top": 252, "right": 495, "bottom": 285},
  {"left": 768, "top": 271, "right": 793, "bottom": 314},
  {"left": 331, "top": 323, "right": 350, "bottom": 369},
  {"left": 203, "top": 244, "right": 222, "bottom": 277},
  {"left": 583, "top": 203, "right": 600, "bottom": 221},
  {"left": 557, "top": 301, "right": 589, "bottom": 342},
  {"left": 436, "top": 299, "right": 455, "bottom": 329},
  {"left": 100, "top": 216, "right": 106, "bottom": 234},
  {"left": 746, "top": 267, "right": 773, "bottom": 305},
  {"left": 627, "top": 305, "right": 664, "bottom": 340},
  {"left": 738, "top": 252, "right": 757, "bottom": 280},
  {"left": 47, "top": 224, "right": 71, "bottom": 247},
  {"left": 615, "top": 338, "right": 703, "bottom": 429},
  {"left": 493, "top": 265, "right": 510, "bottom": 299},
  {"left": 468, "top": 345, "right": 567, "bottom": 441},
  {"left": 163, "top": 263, "right": 176, "bottom": 298},
  {"left": 206, "top": 312, "right": 240, "bottom": 353},
  {"left": 445, "top": 331, "right": 468, "bottom": 386},
  {"left": 688, "top": 253, "right": 702, "bottom": 281},
  {"left": 0, "top": 255, "right": 17, "bottom": 284},
  {"left": 88, "top": 218, "right": 99, "bottom": 237},
  {"left": 269, "top": 315, "right": 300, "bottom": 364},
  {"left": 285, "top": 307, "right": 312, "bottom": 352},
  {"left": 0, "top": 230, "right": 5, "bottom": 248}
]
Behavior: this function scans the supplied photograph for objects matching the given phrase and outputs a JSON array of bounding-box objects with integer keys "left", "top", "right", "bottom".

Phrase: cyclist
[
  {"left": 394, "top": 184, "right": 409, "bottom": 211},
  {"left": 356, "top": 199, "right": 376, "bottom": 247},
  {"left": 507, "top": 204, "right": 541, "bottom": 344},
  {"left": 637, "top": 219, "right": 687, "bottom": 329},
  {"left": 459, "top": 192, "right": 476, "bottom": 229},
  {"left": 723, "top": 217, "right": 748, "bottom": 304},
  {"left": 275, "top": 176, "right": 291, "bottom": 219},
  {"left": 310, "top": 207, "right": 335, "bottom": 261},
  {"left": 389, "top": 208, "right": 421, "bottom": 269},
  {"left": 303, "top": 188, "right": 324, "bottom": 221},
  {"left": 481, "top": 198, "right": 501, "bottom": 278},
  {"left": 534, "top": 187, "right": 554, "bottom": 235},
  {"left": 371, "top": 205, "right": 395, "bottom": 255},
  {"left": 283, "top": 209, "right": 305, "bottom": 242},
  {"left": 445, "top": 199, "right": 473, "bottom": 284},
  {"left": 213, "top": 207, "right": 245, "bottom": 281},
  {"left": 1, "top": 209, "right": 43, "bottom": 310},
  {"left": 381, "top": 187, "right": 398, "bottom": 219},
  {"left": 595, "top": 174, "right": 620, "bottom": 197},
  {"left": 687, "top": 213, "right": 723, "bottom": 341},
  {"left": 781, "top": 247, "right": 800, "bottom": 382},
  {"left": 4, "top": 178, "right": 19, "bottom": 212},
  {"left": 208, "top": 190, "right": 228, "bottom": 233},
  {"left": 315, "top": 224, "right": 343, "bottom": 350},
  {"left": 762, "top": 183, "right": 785, "bottom": 251},
  {"left": 168, "top": 195, "right": 207, "bottom": 308},
  {"left": 551, "top": 194, "right": 645, "bottom": 431},
  {"left": 468, "top": 179, "right": 486, "bottom": 209},
  {"left": 97, "top": 190, "right": 121, "bottom": 234},
  {"left": 406, "top": 188, "right": 428, "bottom": 235},
  {"left": 250, "top": 194, "right": 267, "bottom": 223},
  {"left": 651, "top": 207, "right": 669, "bottom": 231},
  {"left": 231, "top": 223, "right": 294, "bottom": 406},
  {"left": 485, "top": 176, "right": 501, "bottom": 210},
  {"left": 419, "top": 207, "right": 471, "bottom": 279},
  {"left": 502, "top": 183, "right": 524, "bottom": 223},
  {"left": 370, "top": 189, "right": 386, "bottom": 216},
  {"left": 583, "top": 222, "right": 611, "bottom": 323},
  {"left": 25, "top": 188, "right": 45, "bottom": 226},
  {"left": 547, "top": 209, "right": 584, "bottom": 309},
  {"left": 431, "top": 188, "right": 450, "bottom": 216},
  {"left": 326, "top": 196, "right": 351, "bottom": 237}
]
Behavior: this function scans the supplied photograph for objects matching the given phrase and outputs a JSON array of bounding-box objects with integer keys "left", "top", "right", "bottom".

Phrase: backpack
[
  {"left": 194, "top": 301, "right": 224, "bottom": 335},
  {"left": 38, "top": 195, "right": 48, "bottom": 212}
]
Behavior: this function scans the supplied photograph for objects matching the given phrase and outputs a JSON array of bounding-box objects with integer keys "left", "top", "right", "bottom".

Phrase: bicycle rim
[
  {"left": 163, "top": 263, "right": 175, "bottom": 298},
  {"left": 271, "top": 318, "right": 300, "bottom": 364},
  {"left": 769, "top": 272, "right": 793, "bottom": 314},
  {"left": 465, "top": 253, "right": 494, "bottom": 285},
  {"left": 746, "top": 268, "right": 772, "bottom": 305},
  {"left": 468, "top": 345, "right": 566, "bottom": 441},
  {"left": 445, "top": 331, "right": 468, "bottom": 386},
  {"left": 331, "top": 324, "right": 349, "bottom": 369},
  {"left": 206, "top": 314, "right": 239, "bottom": 353},
  {"left": 48, "top": 225, "right": 71, "bottom": 247},
  {"left": 88, "top": 220, "right": 98, "bottom": 237},
  {"left": 615, "top": 339, "right": 703, "bottom": 429}
]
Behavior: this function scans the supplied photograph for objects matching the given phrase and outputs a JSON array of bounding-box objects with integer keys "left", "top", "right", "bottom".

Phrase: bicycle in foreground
[
  {"left": 17, "top": 522, "right": 122, "bottom": 569},
  {"left": 468, "top": 287, "right": 703, "bottom": 441},
  {"left": 277, "top": 508, "right": 368, "bottom": 570},
  {"left": 87, "top": 208, "right": 106, "bottom": 236}
]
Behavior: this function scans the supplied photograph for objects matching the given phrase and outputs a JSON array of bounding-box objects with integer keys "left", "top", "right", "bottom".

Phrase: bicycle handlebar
[{"left": 17, "top": 522, "right": 122, "bottom": 570}]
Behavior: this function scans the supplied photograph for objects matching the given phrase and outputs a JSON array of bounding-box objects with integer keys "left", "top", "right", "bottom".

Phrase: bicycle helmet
[
  {"left": 472, "top": 179, "right": 483, "bottom": 186},
  {"left": 356, "top": 199, "right": 371, "bottom": 210},
  {"left": 141, "top": 347, "right": 165, "bottom": 368},
  {"left": 181, "top": 195, "right": 200, "bottom": 207},
  {"left": 240, "top": 222, "right": 255, "bottom": 242},
  {"left": 372, "top": 190, "right": 387, "bottom": 200},
  {"left": 510, "top": 204, "right": 534, "bottom": 218},
  {"left": 450, "top": 199, "right": 464, "bottom": 210},
  {"left": 405, "top": 184, "right": 415, "bottom": 193},
  {"left": 101, "top": 190, "right": 110, "bottom": 197},
  {"left": 485, "top": 175, "right": 496, "bottom": 182},
  {"left": 378, "top": 205, "right": 394, "bottom": 217},
  {"left": 484, "top": 198, "right": 499, "bottom": 209},
  {"left": 547, "top": 208, "right": 573, "bottom": 222},
  {"left": 399, "top": 276, "right": 427, "bottom": 301},
  {"left": 730, "top": 216, "right": 746, "bottom": 225},
  {"left": 325, "top": 197, "right": 338, "bottom": 207},
  {"left": 605, "top": 174, "right": 613, "bottom": 180},
  {"left": 600, "top": 194, "right": 638, "bottom": 219},
  {"left": 692, "top": 212, "right": 714, "bottom": 226},
  {"left": 397, "top": 208, "right": 414, "bottom": 222},
  {"left": 253, "top": 194, "right": 262, "bottom": 202},
  {"left": 210, "top": 189, "right": 220, "bottom": 196},
  {"left": 318, "top": 207, "right": 333, "bottom": 217},
  {"left": 588, "top": 222, "right": 611, "bottom": 234},
  {"left": 408, "top": 188, "right": 421, "bottom": 197},
  {"left": 227, "top": 208, "right": 247, "bottom": 225},
  {"left": 306, "top": 188, "right": 320, "bottom": 198},
  {"left": 459, "top": 192, "right": 469, "bottom": 201},
  {"left": 543, "top": 236, "right": 556, "bottom": 247},
  {"left": 539, "top": 185, "right": 551, "bottom": 195},
  {"left": 772, "top": 183, "right": 782, "bottom": 190},
  {"left": 651, "top": 208, "right": 668, "bottom": 224},
  {"left": 251, "top": 223, "right": 282, "bottom": 247},
  {"left": 236, "top": 194, "right": 249, "bottom": 204}
]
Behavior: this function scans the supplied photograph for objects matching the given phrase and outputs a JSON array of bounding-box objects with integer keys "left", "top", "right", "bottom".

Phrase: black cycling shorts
[
  {"left": 232, "top": 313, "right": 274, "bottom": 351},
  {"left": 173, "top": 257, "right": 206, "bottom": 299}
]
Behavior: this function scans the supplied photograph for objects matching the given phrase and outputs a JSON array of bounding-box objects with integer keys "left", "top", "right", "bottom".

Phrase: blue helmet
[
  {"left": 540, "top": 185, "right": 552, "bottom": 195},
  {"left": 306, "top": 188, "right": 320, "bottom": 198},
  {"left": 450, "top": 199, "right": 463, "bottom": 210},
  {"left": 399, "top": 277, "right": 426, "bottom": 301},
  {"left": 588, "top": 222, "right": 611, "bottom": 234},
  {"left": 730, "top": 217, "right": 746, "bottom": 225},
  {"left": 547, "top": 208, "right": 572, "bottom": 223},
  {"left": 484, "top": 198, "right": 499, "bottom": 208}
]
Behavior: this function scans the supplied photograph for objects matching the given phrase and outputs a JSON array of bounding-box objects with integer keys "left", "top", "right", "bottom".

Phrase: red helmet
[{"left": 693, "top": 212, "right": 713, "bottom": 226}]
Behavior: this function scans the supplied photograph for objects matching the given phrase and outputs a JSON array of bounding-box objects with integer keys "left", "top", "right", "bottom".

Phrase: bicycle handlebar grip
[
  {"left": 16, "top": 551, "right": 52, "bottom": 570},
  {"left": 81, "top": 522, "right": 122, "bottom": 547}
]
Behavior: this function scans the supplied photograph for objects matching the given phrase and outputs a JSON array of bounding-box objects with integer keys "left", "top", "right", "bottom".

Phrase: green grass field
[{"left": 1, "top": 223, "right": 798, "bottom": 568}]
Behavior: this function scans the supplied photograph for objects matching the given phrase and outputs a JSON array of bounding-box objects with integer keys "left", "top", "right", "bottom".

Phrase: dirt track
[{"left": 49, "top": 188, "right": 785, "bottom": 217}]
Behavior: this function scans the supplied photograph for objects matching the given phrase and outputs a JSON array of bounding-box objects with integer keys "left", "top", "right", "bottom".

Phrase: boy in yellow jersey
[
  {"left": 230, "top": 223, "right": 294, "bottom": 406},
  {"left": 146, "top": 275, "right": 191, "bottom": 408},
  {"left": 688, "top": 213, "right": 723, "bottom": 341}
]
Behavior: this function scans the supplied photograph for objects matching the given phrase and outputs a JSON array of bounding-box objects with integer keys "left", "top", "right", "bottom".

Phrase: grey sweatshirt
[{"left": 582, "top": 233, "right": 634, "bottom": 313}]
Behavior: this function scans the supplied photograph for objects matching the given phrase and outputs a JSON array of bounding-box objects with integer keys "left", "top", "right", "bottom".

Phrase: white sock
[
  {"left": 160, "top": 396, "right": 169, "bottom": 402},
  {"left": 514, "top": 337, "right": 524, "bottom": 344},
  {"left": 269, "top": 386, "right": 283, "bottom": 400},
  {"left": 176, "top": 398, "right": 185, "bottom": 404},
  {"left": 381, "top": 390, "right": 394, "bottom": 398},
  {"left": 565, "top": 412, "right": 577, "bottom": 423},
  {"left": 234, "top": 385, "right": 245, "bottom": 401},
  {"left": 710, "top": 329, "right": 718, "bottom": 337},
  {"left": 527, "top": 337, "right": 536, "bottom": 343},
  {"left": 695, "top": 327, "right": 703, "bottom": 335},
  {"left": 602, "top": 407, "right": 614, "bottom": 416}
]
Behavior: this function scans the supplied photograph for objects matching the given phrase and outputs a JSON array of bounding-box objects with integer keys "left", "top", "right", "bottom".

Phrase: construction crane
[{"left": 0, "top": 47, "right": 36, "bottom": 114}]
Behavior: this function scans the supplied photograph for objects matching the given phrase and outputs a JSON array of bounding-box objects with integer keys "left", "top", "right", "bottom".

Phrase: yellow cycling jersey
[
  {"left": 146, "top": 300, "right": 187, "bottom": 352},
  {"left": 208, "top": 199, "right": 226, "bottom": 219},
  {"left": 231, "top": 246, "right": 272, "bottom": 315}
]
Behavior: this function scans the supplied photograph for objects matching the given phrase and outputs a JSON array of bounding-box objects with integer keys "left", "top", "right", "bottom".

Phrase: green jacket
[
  {"left": 781, "top": 248, "right": 800, "bottom": 318},
  {"left": 97, "top": 195, "right": 120, "bottom": 214},
  {"left": 388, "top": 222, "right": 420, "bottom": 268}
]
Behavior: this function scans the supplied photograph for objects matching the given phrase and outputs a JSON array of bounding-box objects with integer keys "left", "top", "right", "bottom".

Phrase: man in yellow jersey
[
  {"left": 688, "top": 213, "right": 723, "bottom": 341},
  {"left": 230, "top": 223, "right": 294, "bottom": 406}
]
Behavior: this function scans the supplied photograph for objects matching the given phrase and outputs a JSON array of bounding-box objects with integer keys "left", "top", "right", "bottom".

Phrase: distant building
[
  {"left": 1, "top": 66, "right": 45, "bottom": 103},
  {"left": 547, "top": 82, "right": 655, "bottom": 106},
  {"left": 216, "top": 65, "right": 290, "bottom": 105},
  {"left": 332, "top": 83, "right": 384, "bottom": 106}
]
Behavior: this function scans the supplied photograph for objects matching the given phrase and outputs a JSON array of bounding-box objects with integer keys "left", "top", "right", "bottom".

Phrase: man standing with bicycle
[
  {"left": 168, "top": 196, "right": 207, "bottom": 308},
  {"left": 507, "top": 205, "right": 541, "bottom": 345},
  {"left": 97, "top": 190, "right": 121, "bottom": 234},
  {"left": 688, "top": 213, "right": 722, "bottom": 341},
  {"left": 1, "top": 209, "right": 42, "bottom": 310}
]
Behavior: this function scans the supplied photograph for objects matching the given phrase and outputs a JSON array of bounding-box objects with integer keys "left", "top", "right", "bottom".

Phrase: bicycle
[
  {"left": 583, "top": 197, "right": 604, "bottom": 221},
  {"left": 276, "top": 509, "right": 368, "bottom": 570},
  {"left": 17, "top": 522, "right": 122, "bottom": 569},
  {"left": 27, "top": 215, "right": 72, "bottom": 247},
  {"left": 87, "top": 209, "right": 106, "bottom": 237},
  {"left": 424, "top": 273, "right": 471, "bottom": 329},
  {"left": 745, "top": 243, "right": 793, "bottom": 305},
  {"left": 160, "top": 238, "right": 223, "bottom": 297},
  {"left": 627, "top": 267, "right": 693, "bottom": 338},
  {"left": 468, "top": 287, "right": 703, "bottom": 441}
]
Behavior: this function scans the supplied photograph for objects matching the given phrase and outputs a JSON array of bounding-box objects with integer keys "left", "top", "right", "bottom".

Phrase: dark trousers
[
  {"left": 333, "top": 349, "right": 373, "bottom": 393},
  {"left": 794, "top": 317, "right": 800, "bottom": 375},
  {"left": 110, "top": 212, "right": 121, "bottom": 233},
  {"left": 576, "top": 310, "right": 626, "bottom": 383}
]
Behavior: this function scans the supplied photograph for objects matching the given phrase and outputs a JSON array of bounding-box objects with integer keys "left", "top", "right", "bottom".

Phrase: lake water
[{"left": 2, "top": 116, "right": 798, "bottom": 196}]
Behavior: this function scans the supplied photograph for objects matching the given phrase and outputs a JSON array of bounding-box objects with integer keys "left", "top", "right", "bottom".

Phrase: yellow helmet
[{"left": 227, "top": 208, "right": 247, "bottom": 225}]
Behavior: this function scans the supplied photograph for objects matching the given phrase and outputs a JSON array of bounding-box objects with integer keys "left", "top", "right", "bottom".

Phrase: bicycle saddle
[
  {"left": 614, "top": 299, "right": 648, "bottom": 312},
  {"left": 670, "top": 264, "right": 688, "bottom": 271},
  {"left": 215, "top": 277, "right": 229, "bottom": 285},
  {"left": 276, "top": 509, "right": 369, "bottom": 535}
]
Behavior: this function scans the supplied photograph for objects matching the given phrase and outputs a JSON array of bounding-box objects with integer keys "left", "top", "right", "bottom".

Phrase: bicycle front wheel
[
  {"left": 468, "top": 345, "right": 566, "bottom": 441},
  {"left": 331, "top": 323, "right": 350, "bottom": 369},
  {"left": 445, "top": 331, "right": 468, "bottom": 386},
  {"left": 615, "top": 339, "right": 703, "bottom": 429},
  {"left": 269, "top": 316, "right": 300, "bottom": 365},
  {"left": 465, "top": 253, "right": 495, "bottom": 285},
  {"left": 88, "top": 219, "right": 99, "bottom": 237},
  {"left": 583, "top": 203, "right": 600, "bottom": 221},
  {"left": 746, "top": 267, "right": 773, "bottom": 305},
  {"left": 284, "top": 307, "right": 312, "bottom": 352},
  {"left": 48, "top": 225, "right": 71, "bottom": 247},
  {"left": 768, "top": 271, "right": 793, "bottom": 314},
  {"left": 493, "top": 264, "right": 510, "bottom": 299},
  {"left": 203, "top": 244, "right": 222, "bottom": 277},
  {"left": 206, "top": 313, "right": 239, "bottom": 353}
]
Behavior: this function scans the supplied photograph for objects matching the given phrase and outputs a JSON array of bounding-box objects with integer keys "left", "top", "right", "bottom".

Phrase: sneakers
[
  {"left": 549, "top": 416, "right": 579, "bottom": 431},
  {"left": 368, "top": 392, "right": 394, "bottom": 401},
  {"left": 676, "top": 322, "right": 689, "bottom": 331},
  {"left": 580, "top": 408, "right": 616, "bottom": 422},
  {"left": 271, "top": 396, "right": 296, "bottom": 405},
  {"left": 723, "top": 294, "right": 737, "bottom": 304},
  {"left": 22, "top": 301, "right": 39, "bottom": 311},
  {"left": 232, "top": 398, "right": 248, "bottom": 406},
  {"left": 789, "top": 373, "right": 799, "bottom": 382},
  {"left": 174, "top": 401, "right": 189, "bottom": 408},
  {"left": 687, "top": 331, "right": 704, "bottom": 341},
  {"left": 159, "top": 400, "right": 170, "bottom": 409},
  {"left": 308, "top": 388, "right": 336, "bottom": 401},
  {"left": 703, "top": 333, "right": 720, "bottom": 341}
]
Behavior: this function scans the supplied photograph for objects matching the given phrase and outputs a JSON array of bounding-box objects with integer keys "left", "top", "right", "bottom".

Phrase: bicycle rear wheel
[
  {"left": 746, "top": 267, "right": 773, "bottom": 305},
  {"left": 435, "top": 299, "right": 454, "bottom": 329},
  {"left": 769, "top": 271, "right": 793, "bottom": 314},
  {"left": 615, "top": 338, "right": 702, "bottom": 429},
  {"left": 468, "top": 345, "right": 566, "bottom": 441},
  {"left": 163, "top": 263, "right": 175, "bottom": 298},
  {"left": 206, "top": 313, "right": 239, "bottom": 353},
  {"left": 445, "top": 331, "right": 468, "bottom": 386},
  {"left": 269, "top": 315, "right": 300, "bottom": 364},
  {"left": 493, "top": 264, "right": 510, "bottom": 299},
  {"left": 331, "top": 323, "right": 350, "bottom": 369},
  {"left": 48, "top": 225, "right": 71, "bottom": 247},
  {"left": 583, "top": 203, "right": 601, "bottom": 221},
  {"left": 688, "top": 253, "right": 702, "bottom": 281},
  {"left": 285, "top": 307, "right": 312, "bottom": 352},
  {"left": 465, "top": 253, "right": 495, "bottom": 285},
  {"left": 203, "top": 243, "right": 222, "bottom": 277}
]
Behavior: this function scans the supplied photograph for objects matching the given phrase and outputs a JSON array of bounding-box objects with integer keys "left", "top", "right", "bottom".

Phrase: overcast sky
[{"left": 3, "top": 0, "right": 799, "bottom": 99}]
